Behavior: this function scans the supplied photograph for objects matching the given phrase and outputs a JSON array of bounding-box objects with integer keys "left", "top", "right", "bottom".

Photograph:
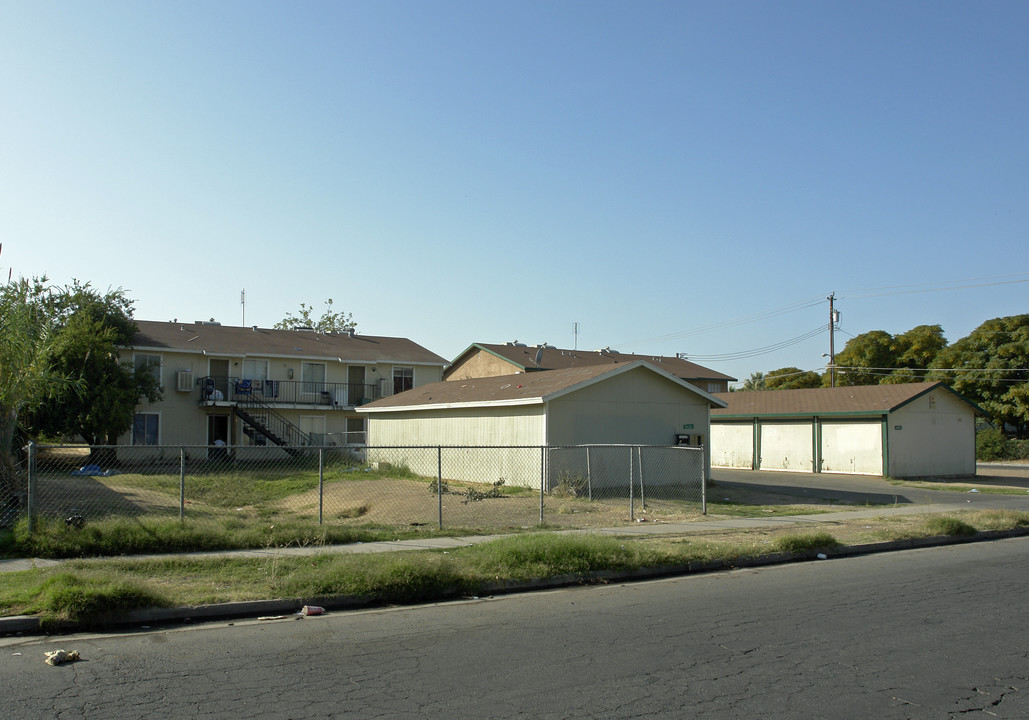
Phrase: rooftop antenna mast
[
  {"left": 573, "top": 321, "right": 579, "bottom": 350},
  {"left": 241, "top": 288, "right": 246, "bottom": 327}
]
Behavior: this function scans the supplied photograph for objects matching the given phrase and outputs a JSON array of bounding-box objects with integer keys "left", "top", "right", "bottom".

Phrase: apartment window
[
  {"left": 393, "top": 366, "right": 414, "bottom": 394},
  {"left": 242, "top": 358, "right": 268, "bottom": 383},
  {"left": 132, "top": 413, "right": 159, "bottom": 446},
  {"left": 346, "top": 417, "right": 366, "bottom": 445},
  {"left": 134, "top": 353, "right": 162, "bottom": 383},
  {"left": 301, "top": 362, "right": 326, "bottom": 395}
]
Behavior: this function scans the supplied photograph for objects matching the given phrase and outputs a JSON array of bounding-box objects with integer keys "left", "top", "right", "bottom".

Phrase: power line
[
  {"left": 681, "top": 325, "right": 826, "bottom": 362},
  {"left": 841, "top": 273, "right": 1029, "bottom": 300},
  {"left": 832, "top": 366, "right": 1028, "bottom": 373},
  {"left": 617, "top": 296, "right": 825, "bottom": 347},
  {"left": 623, "top": 272, "right": 1028, "bottom": 351}
]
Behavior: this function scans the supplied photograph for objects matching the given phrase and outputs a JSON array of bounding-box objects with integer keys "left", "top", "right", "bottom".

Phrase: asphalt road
[
  {"left": 4, "top": 537, "right": 1028, "bottom": 719},
  {"left": 711, "top": 463, "right": 1029, "bottom": 510}
]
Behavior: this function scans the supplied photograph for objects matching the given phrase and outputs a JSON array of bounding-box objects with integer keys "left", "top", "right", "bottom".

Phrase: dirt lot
[{"left": 27, "top": 454, "right": 1029, "bottom": 533}]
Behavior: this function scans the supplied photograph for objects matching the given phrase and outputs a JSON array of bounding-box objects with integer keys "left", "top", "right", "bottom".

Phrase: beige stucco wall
[
  {"left": 546, "top": 367, "right": 710, "bottom": 444},
  {"left": 119, "top": 348, "right": 209, "bottom": 446},
  {"left": 888, "top": 389, "right": 976, "bottom": 477},
  {"left": 443, "top": 350, "right": 520, "bottom": 380}
]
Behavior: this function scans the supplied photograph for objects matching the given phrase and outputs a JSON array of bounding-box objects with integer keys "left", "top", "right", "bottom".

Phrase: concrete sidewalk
[
  {"left": 5, "top": 499, "right": 1026, "bottom": 636},
  {"left": 0, "top": 500, "right": 977, "bottom": 574}
]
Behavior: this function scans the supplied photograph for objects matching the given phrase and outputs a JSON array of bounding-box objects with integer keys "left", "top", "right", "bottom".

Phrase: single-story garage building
[
  {"left": 710, "top": 382, "right": 986, "bottom": 478},
  {"left": 357, "top": 360, "right": 727, "bottom": 488}
]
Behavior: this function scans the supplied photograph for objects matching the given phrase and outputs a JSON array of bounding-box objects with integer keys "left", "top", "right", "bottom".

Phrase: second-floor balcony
[{"left": 198, "top": 376, "right": 382, "bottom": 410}]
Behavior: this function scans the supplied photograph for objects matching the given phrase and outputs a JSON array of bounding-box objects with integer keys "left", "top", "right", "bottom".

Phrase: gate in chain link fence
[{"left": 7, "top": 442, "right": 707, "bottom": 534}]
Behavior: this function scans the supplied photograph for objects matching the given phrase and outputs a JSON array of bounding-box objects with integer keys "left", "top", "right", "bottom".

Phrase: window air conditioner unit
[{"left": 176, "top": 371, "right": 194, "bottom": 392}]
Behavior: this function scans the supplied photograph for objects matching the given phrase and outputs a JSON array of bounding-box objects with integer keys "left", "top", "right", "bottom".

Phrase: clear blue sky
[{"left": 3, "top": 1, "right": 1027, "bottom": 385}]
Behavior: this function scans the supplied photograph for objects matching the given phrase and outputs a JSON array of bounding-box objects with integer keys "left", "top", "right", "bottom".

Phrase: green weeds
[
  {"left": 3, "top": 512, "right": 1029, "bottom": 628},
  {"left": 770, "top": 532, "right": 841, "bottom": 554}
]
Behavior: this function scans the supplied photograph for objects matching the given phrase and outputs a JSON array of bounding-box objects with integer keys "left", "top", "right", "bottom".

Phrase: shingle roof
[
  {"left": 359, "top": 360, "right": 727, "bottom": 412},
  {"left": 712, "top": 382, "right": 986, "bottom": 418},
  {"left": 450, "top": 342, "right": 736, "bottom": 382},
  {"left": 129, "top": 320, "right": 448, "bottom": 365}
]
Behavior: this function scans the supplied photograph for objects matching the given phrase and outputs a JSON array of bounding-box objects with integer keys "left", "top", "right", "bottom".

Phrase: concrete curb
[{"left": 5, "top": 526, "right": 1028, "bottom": 637}]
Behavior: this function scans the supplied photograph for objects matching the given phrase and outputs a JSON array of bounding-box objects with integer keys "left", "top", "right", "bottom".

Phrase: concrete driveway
[{"left": 709, "top": 463, "right": 1029, "bottom": 510}]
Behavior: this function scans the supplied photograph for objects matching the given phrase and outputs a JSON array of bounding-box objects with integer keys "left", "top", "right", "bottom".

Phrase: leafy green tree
[
  {"left": 274, "top": 299, "right": 356, "bottom": 333},
  {"left": 929, "top": 314, "right": 1029, "bottom": 437},
  {"left": 893, "top": 324, "right": 947, "bottom": 369},
  {"left": 22, "top": 281, "right": 162, "bottom": 458},
  {"left": 832, "top": 330, "right": 896, "bottom": 386},
  {"left": 0, "top": 278, "right": 79, "bottom": 514},
  {"left": 764, "top": 367, "right": 823, "bottom": 390},
  {"left": 877, "top": 324, "right": 947, "bottom": 384},
  {"left": 741, "top": 371, "right": 766, "bottom": 391}
]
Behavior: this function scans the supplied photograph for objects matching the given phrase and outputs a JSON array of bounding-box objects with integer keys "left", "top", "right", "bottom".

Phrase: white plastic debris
[
  {"left": 816, "top": 553, "right": 828, "bottom": 560},
  {"left": 968, "top": 489, "right": 980, "bottom": 493},
  {"left": 44, "top": 649, "right": 80, "bottom": 666}
]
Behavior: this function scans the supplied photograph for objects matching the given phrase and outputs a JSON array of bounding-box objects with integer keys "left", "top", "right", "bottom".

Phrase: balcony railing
[{"left": 198, "top": 376, "right": 381, "bottom": 409}]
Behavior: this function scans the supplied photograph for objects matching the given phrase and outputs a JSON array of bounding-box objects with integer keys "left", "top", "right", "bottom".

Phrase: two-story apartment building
[{"left": 121, "top": 320, "right": 448, "bottom": 451}]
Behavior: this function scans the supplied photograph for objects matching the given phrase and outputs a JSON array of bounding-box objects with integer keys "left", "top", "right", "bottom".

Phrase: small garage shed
[
  {"left": 711, "top": 382, "right": 985, "bottom": 478},
  {"left": 357, "top": 360, "right": 727, "bottom": 487}
]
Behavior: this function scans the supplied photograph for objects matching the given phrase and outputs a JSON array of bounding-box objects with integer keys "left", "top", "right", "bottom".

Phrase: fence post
[
  {"left": 318, "top": 447, "right": 324, "bottom": 525},
  {"left": 26, "top": 440, "right": 36, "bottom": 534},
  {"left": 637, "top": 446, "right": 646, "bottom": 510},
  {"left": 539, "top": 446, "right": 545, "bottom": 525},
  {"left": 628, "top": 446, "right": 634, "bottom": 521},
  {"left": 179, "top": 447, "right": 186, "bottom": 521},
  {"left": 437, "top": 447, "right": 443, "bottom": 530},
  {"left": 701, "top": 450, "right": 707, "bottom": 515},
  {"left": 586, "top": 446, "right": 593, "bottom": 501}
]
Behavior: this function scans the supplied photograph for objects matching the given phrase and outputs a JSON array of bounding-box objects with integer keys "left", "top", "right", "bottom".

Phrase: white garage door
[
  {"left": 711, "top": 424, "right": 753, "bottom": 468},
  {"left": 758, "top": 423, "right": 813, "bottom": 472},
  {"left": 820, "top": 422, "right": 883, "bottom": 475}
]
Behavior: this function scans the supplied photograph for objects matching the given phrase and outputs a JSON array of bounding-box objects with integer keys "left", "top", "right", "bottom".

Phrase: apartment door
[
  {"left": 207, "top": 415, "right": 229, "bottom": 460},
  {"left": 209, "top": 358, "right": 230, "bottom": 399},
  {"left": 348, "top": 365, "right": 366, "bottom": 405},
  {"left": 301, "top": 362, "right": 326, "bottom": 402}
]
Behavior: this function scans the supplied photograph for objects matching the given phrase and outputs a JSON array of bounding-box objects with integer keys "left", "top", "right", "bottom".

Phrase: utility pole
[
  {"left": 241, "top": 288, "right": 246, "bottom": 327},
  {"left": 828, "top": 292, "right": 837, "bottom": 387}
]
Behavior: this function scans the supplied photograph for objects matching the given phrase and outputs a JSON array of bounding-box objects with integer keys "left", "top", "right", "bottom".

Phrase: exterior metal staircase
[{"left": 231, "top": 381, "right": 313, "bottom": 454}]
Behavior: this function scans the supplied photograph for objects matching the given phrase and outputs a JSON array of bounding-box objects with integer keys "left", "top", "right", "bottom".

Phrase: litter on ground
[{"left": 44, "top": 650, "right": 80, "bottom": 666}]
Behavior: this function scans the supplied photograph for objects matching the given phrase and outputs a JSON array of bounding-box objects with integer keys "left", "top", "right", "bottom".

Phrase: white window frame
[
  {"left": 242, "top": 358, "right": 269, "bottom": 383},
  {"left": 393, "top": 366, "right": 414, "bottom": 394},
  {"left": 132, "top": 412, "right": 160, "bottom": 446},
  {"left": 300, "top": 414, "right": 326, "bottom": 445},
  {"left": 301, "top": 362, "right": 326, "bottom": 398},
  {"left": 345, "top": 416, "right": 367, "bottom": 445},
  {"left": 133, "top": 353, "right": 163, "bottom": 385}
]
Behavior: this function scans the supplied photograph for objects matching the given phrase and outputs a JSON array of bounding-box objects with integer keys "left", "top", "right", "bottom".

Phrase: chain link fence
[{"left": 5, "top": 442, "right": 706, "bottom": 534}]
